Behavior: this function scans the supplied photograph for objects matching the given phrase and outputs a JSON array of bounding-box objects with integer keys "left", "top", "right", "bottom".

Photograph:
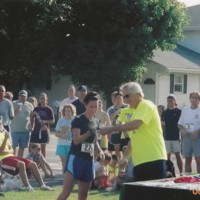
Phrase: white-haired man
[{"left": 100, "top": 82, "right": 167, "bottom": 181}]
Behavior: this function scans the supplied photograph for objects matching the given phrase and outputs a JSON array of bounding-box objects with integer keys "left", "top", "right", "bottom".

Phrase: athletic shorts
[
  {"left": 182, "top": 134, "right": 200, "bottom": 157},
  {"left": 108, "top": 141, "right": 115, "bottom": 151},
  {"left": 1, "top": 156, "right": 32, "bottom": 176},
  {"left": 110, "top": 132, "right": 121, "bottom": 144},
  {"left": 120, "top": 138, "right": 130, "bottom": 151},
  {"left": 64, "top": 154, "right": 94, "bottom": 182},
  {"left": 11, "top": 132, "right": 30, "bottom": 148},
  {"left": 165, "top": 140, "right": 181, "bottom": 153},
  {"left": 56, "top": 144, "right": 71, "bottom": 156}
]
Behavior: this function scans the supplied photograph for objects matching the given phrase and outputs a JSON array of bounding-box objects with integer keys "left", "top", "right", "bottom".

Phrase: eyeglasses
[{"left": 123, "top": 94, "right": 130, "bottom": 99}]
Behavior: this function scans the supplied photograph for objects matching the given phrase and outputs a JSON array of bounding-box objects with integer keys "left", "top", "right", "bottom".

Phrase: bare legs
[
  {"left": 60, "top": 156, "right": 67, "bottom": 172},
  {"left": 57, "top": 171, "right": 91, "bottom": 200},
  {"left": 17, "top": 161, "right": 45, "bottom": 187},
  {"left": 167, "top": 152, "right": 183, "bottom": 175},
  {"left": 57, "top": 172, "right": 75, "bottom": 200},
  {"left": 185, "top": 157, "right": 192, "bottom": 174},
  {"left": 13, "top": 147, "right": 25, "bottom": 157}
]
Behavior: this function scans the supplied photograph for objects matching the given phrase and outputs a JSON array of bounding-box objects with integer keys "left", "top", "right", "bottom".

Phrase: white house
[{"left": 140, "top": 4, "right": 200, "bottom": 108}]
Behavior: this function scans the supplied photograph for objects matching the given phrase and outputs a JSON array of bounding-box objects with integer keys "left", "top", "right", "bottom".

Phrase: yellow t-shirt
[
  {"left": 0, "top": 132, "right": 13, "bottom": 161},
  {"left": 129, "top": 99, "right": 167, "bottom": 166},
  {"left": 117, "top": 106, "right": 135, "bottom": 138}
]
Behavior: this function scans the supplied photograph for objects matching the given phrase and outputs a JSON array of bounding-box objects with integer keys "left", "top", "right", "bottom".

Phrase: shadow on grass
[{"left": 89, "top": 189, "right": 120, "bottom": 196}]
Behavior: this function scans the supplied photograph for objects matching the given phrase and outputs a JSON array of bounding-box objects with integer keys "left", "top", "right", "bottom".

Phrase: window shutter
[
  {"left": 184, "top": 75, "right": 187, "bottom": 94},
  {"left": 170, "top": 74, "right": 174, "bottom": 93}
]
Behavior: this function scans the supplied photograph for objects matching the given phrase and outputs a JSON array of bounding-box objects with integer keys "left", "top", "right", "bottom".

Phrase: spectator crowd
[{"left": 0, "top": 82, "right": 200, "bottom": 200}]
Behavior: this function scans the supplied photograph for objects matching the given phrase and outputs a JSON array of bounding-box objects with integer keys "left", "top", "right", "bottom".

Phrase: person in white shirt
[
  {"left": 55, "top": 104, "right": 76, "bottom": 172},
  {"left": 59, "top": 85, "right": 78, "bottom": 118},
  {"left": 178, "top": 91, "right": 200, "bottom": 175}
]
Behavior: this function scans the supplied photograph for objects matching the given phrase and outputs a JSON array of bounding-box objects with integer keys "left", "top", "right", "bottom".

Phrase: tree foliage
[{"left": 0, "top": 0, "right": 188, "bottom": 98}]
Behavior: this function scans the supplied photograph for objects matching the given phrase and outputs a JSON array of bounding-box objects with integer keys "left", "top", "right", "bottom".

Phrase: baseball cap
[
  {"left": 167, "top": 94, "right": 176, "bottom": 101},
  {"left": 19, "top": 90, "right": 28, "bottom": 97},
  {"left": 77, "top": 85, "right": 87, "bottom": 91},
  {"left": 32, "top": 144, "right": 40, "bottom": 150},
  {"left": 114, "top": 91, "right": 123, "bottom": 97}
]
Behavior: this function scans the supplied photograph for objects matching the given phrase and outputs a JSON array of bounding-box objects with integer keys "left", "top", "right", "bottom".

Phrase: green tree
[
  {"left": 0, "top": 0, "right": 62, "bottom": 95},
  {"left": 56, "top": 0, "right": 188, "bottom": 99},
  {"left": 0, "top": 0, "right": 188, "bottom": 101}
]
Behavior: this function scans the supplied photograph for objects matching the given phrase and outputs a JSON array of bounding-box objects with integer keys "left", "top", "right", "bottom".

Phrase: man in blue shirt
[{"left": 162, "top": 94, "right": 183, "bottom": 176}]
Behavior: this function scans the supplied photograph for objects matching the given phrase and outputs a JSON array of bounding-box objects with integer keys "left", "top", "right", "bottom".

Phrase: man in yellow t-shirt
[
  {"left": 0, "top": 122, "right": 53, "bottom": 191},
  {"left": 100, "top": 82, "right": 167, "bottom": 181}
]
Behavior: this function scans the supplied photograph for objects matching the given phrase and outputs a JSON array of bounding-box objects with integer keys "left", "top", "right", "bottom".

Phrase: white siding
[{"left": 156, "top": 74, "right": 200, "bottom": 109}]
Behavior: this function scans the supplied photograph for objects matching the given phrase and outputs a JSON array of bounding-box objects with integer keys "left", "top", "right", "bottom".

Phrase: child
[
  {"left": 27, "top": 144, "right": 55, "bottom": 178},
  {"left": 107, "top": 154, "right": 119, "bottom": 185},
  {"left": 116, "top": 146, "right": 134, "bottom": 188},
  {"left": 91, "top": 152, "right": 112, "bottom": 189},
  {"left": 55, "top": 104, "right": 76, "bottom": 172}
]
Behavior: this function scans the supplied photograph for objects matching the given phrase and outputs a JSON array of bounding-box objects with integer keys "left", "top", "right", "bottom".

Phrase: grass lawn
[{"left": 1, "top": 185, "right": 120, "bottom": 200}]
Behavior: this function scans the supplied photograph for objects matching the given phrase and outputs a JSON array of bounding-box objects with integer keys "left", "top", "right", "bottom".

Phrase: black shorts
[
  {"left": 111, "top": 132, "right": 121, "bottom": 144},
  {"left": 30, "top": 130, "right": 50, "bottom": 144},
  {"left": 120, "top": 138, "right": 130, "bottom": 151},
  {"left": 108, "top": 141, "right": 115, "bottom": 151}
]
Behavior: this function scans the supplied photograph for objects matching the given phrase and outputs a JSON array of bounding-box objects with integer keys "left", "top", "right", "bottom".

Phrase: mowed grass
[{"left": 1, "top": 185, "right": 120, "bottom": 200}]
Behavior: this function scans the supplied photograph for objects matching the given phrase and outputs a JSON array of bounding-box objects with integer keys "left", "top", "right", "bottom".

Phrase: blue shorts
[
  {"left": 65, "top": 154, "right": 94, "bottom": 182},
  {"left": 11, "top": 132, "right": 30, "bottom": 148},
  {"left": 56, "top": 144, "right": 71, "bottom": 156},
  {"left": 182, "top": 134, "right": 200, "bottom": 157}
]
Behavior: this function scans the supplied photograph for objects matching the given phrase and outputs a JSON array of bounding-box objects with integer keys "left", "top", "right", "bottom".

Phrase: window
[
  {"left": 174, "top": 75, "right": 184, "bottom": 92},
  {"left": 170, "top": 74, "right": 187, "bottom": 94}
]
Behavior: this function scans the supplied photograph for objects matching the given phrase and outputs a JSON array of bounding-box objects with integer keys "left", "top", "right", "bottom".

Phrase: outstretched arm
[{"left": 100, "top": 120, "right": 143, "bottom": 135}]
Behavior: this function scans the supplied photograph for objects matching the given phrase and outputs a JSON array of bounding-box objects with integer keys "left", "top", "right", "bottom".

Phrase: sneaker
[
  {"left": 21, "top": 185, "right": 35, "bottom": 192},
  {"left": 40, "top": 185, "right": 55, "bottom": 191}
]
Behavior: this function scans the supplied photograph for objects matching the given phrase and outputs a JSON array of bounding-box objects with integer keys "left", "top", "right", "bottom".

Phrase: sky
[{"left": 178, "top": 0, "right": 200, "bottom": 7}]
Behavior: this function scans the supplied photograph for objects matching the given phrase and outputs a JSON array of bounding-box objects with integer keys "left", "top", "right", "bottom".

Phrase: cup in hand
[{"left": 17, "top": 102, "right": 23, "bottom": 111}]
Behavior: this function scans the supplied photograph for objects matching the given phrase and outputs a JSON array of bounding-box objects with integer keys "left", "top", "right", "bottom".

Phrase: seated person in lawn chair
[{"left": 0, "top": 119, "right": 54, "bottom": 192}]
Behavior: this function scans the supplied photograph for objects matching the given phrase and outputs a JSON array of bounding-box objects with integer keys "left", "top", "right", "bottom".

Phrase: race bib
[{"left": 81, "top": 143, "right": 94, "bottom": 155}]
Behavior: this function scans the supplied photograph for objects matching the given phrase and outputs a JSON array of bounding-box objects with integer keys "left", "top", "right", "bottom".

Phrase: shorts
[
  {"left": 111, "top": 132, "right": 121, "bottom": 144},
  {"left": 56, "top": 144, "right": 71, "bottom": 156},
  {"left": 120, "top": 138, "right": 130, "bottom": 151},
  {"left": 11, "top": 132, "right": 30, "bottom": 148},
  {"left": 1, "top": 156, "right": 32, "bottom": 176},
  {"left": 182, "top": 134, "right": 200, "bottom": 157},
  {"left": 30, "top": 130, "right": 50, "bottom": 144},
  {"left": 134, "top": 160, "right": 166, "bottom": 181},
  {"left": 65, "top": 153, "right": 94, "bottom": 182},
  {"left": 108, "top": 141, "right": 115, "bottom": 152},
  {"left": 165, "top": 140, "right": 181, "bottom": 153}
]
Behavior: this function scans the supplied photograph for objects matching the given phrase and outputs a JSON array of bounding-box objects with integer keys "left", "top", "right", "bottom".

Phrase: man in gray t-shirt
[
  {"left": 11, "top": 90, "right": 34, "bottom": 157},
  {"left": 0, "top": 85, "right": 14, "bottom": 132}
]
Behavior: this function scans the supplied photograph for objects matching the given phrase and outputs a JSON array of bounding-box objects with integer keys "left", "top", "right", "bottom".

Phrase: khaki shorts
[{"left": 165, "top": 140, "right": 181, "bottom": 153}]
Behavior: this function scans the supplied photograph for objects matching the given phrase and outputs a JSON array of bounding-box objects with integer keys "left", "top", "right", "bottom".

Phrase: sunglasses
[{"left": 123, "top": 94, "right": 130, "bottom": 99}]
